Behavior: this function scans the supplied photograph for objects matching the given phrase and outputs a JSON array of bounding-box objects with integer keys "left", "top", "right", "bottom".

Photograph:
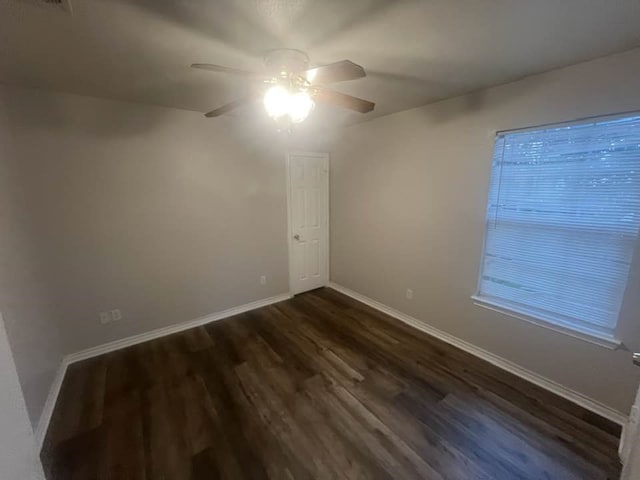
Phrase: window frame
[{"left": 472, "top": 112, "right": 640, "bottom": 350}]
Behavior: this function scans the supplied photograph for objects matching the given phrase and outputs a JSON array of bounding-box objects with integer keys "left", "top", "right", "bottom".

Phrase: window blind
[{"left": 477, "top": 114, "right": 640, "bottom": 338}]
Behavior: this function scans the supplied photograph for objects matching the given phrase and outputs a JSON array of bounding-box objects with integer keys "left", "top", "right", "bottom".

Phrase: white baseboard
[
  {"left": 34, "top": 292, "right": 291, "bottom": 450},
  {"left": 66, "top": 292, "right": 292, "bottom": 364},
  {"left": 35, "top": 284, "right": 626, "bottom": 452},
  {"left": 34, "top": 357, "right": 70, "bottom": 450},
  {"left": 328, "top": 282, "right": 628, "bottom": 426}
]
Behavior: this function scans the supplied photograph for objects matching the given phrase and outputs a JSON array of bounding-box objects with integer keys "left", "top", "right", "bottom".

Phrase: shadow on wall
[
  {"left": 2, "top": 87, "right": 183, "bottom": 139},
  {"left": 361, "top": 65, "right": 459, "bottom": 117},
  {"left": 413, "top": 74, "right": 545, "bottom": 125},
  {"left": 3, "top": 85, "right": 342, "bottom": 155}
]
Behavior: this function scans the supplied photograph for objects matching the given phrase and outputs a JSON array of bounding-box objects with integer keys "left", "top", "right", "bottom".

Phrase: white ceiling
[{"left": 2, "top": 0, "right": 640, "bottom": 126}]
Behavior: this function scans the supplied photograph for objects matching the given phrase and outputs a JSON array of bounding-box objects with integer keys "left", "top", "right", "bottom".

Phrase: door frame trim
[{"left": 286, "top": 151, "right": 330, "bottom": 295}]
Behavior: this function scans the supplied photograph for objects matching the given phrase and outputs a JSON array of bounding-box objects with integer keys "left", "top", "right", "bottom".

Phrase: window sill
[{"left": 471, "top": 296, "right": 622, "bottom": 350}]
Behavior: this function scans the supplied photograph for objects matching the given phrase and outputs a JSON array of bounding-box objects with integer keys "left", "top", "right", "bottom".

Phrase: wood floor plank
[
  {"left": 42, "top": 288, "right": 623, "bottom": 480},
  {"left": 101, "top": 390, "right": 146, "bottom": 479},
  {"left": 190, "top": 448, "right": 221, "bottom": 480},
  {"left": 344, "top": 373, "right": 494, "bottom": 480},
  {"left": 183, "top": 326, "right": 215, "bottom": 352}
]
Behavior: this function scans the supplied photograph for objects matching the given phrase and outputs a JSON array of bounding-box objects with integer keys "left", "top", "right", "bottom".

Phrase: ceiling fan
[{"left": 191, "top": 49, "right": 375, "bottom": 124}]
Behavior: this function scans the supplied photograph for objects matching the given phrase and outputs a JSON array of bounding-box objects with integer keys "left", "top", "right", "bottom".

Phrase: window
[{"left": 474, "top": 114, "right": 640, "bottom": 347}]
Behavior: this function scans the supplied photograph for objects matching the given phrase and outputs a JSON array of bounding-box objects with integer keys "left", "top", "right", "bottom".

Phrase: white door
[
  {"left": 621, "top": 354, "right": 640, "bottom": 479},
  {"left": 288, "top": 152, "right": 329, "bottom": 295}
]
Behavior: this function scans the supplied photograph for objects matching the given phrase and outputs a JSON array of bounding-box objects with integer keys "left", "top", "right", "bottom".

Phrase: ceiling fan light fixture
[
  {"left": 194, "top": 50, "right": 374, "bottom": 120},
  {"left": 263, "top": 85, "right": 315, "bottom": 123},
  {"left": 263, "top": 85, "right": 290, "bottom": 119},
  {"left": 288, "top": 91, "right": 314, "bottom": 123}
]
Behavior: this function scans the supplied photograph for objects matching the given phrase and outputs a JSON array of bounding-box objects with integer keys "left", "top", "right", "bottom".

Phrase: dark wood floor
[{"left": 42, "top": 288, "right": 622, "bottom": 480}]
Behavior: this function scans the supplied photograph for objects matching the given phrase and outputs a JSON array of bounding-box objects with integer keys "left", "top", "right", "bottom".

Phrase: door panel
[
  {"left": 309, "top": 239, "right": 320, "bottom": 277},
  {"left": 288, "top": 153, "right": 329, "bottom": 295}
]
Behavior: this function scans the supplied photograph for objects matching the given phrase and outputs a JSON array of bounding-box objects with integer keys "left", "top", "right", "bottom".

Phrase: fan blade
[
  {"left": 191, "top": 63, "right": 260, "bottom": 77},
  {"left": 315, "top": 89, "right": 375, "bottom": 114},
  {"left": 204, "top": 96, "right": 253, "bottom": 117},
  {"left": 305, "top": 60, "right": 366, "bottom": 85}
]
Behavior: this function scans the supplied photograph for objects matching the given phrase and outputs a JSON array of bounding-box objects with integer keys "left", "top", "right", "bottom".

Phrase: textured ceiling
[{"left": 2, "top": 0, "right": 640, "bottom": 126}]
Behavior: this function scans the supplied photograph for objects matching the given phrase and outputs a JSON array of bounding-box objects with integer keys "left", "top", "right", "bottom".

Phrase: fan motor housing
[{"left": 264, "top": 49, "right": 309, "bottom": 76}]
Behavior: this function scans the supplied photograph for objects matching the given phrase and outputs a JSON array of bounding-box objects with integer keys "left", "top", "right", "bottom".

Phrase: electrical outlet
[
  {"left": 110, "top": 309, "right": 122, "bottom": 322},
  {"left": 260, "top": 275, "right": 267, "bottom": 285},
  {"left": 405, "top": 288, "right": 414, "bottom": 300},
  {"left": 99, "top": 312, "right": 111, "bottom": 324}
]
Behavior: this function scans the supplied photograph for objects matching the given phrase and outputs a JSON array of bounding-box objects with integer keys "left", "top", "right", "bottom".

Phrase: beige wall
[
  {"left": 0, "top": 82, "right": 337, "bottom": 429},
  {"left": 2, "top": 86, "right": 294, "bottom": 355},
  {"left": 1, "top": 86, "right": 307, "bottom": 426},
  {"left": 0, "top": 314, "right": 44, "bottom": 479},
  {"left": 330, "top": 47, "right": 640, "bottom": 414},
  {"left": 0, "top": 91, "right": 65, "bottom": 428}
]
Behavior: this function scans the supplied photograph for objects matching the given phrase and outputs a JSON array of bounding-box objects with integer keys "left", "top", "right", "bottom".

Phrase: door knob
[
  {"left": 634, "top": 353, "right": 640, "bottom": 367},
  {"left": 293, "top": 234, "right": 301, "bottom": 241}
]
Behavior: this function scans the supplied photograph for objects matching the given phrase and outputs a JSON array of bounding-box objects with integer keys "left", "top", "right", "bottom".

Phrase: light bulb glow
[
  {"left": 263, "top": 85, "right": 290, "bottom": 119},
  {"left": 263, "top": 86, "right": 315, "bottom": 123},
  {"left": 288, "top": 91, "right": 314, "bottom": 123}
]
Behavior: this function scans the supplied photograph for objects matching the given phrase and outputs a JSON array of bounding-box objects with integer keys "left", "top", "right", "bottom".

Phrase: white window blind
[{"left": 476, "top": 114, "right": 640, "bottom": 341}]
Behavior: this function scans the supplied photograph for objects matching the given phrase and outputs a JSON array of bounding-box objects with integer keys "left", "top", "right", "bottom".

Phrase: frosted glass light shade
[
  {"left": 288, "top": 92, "right": 314, "bottom": 123},
  {"left": 263, "top": 85, "right": 290, "bottom": 119},
  {"left": 263, "top": 86, "right": 315, "bottom": 123}
]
